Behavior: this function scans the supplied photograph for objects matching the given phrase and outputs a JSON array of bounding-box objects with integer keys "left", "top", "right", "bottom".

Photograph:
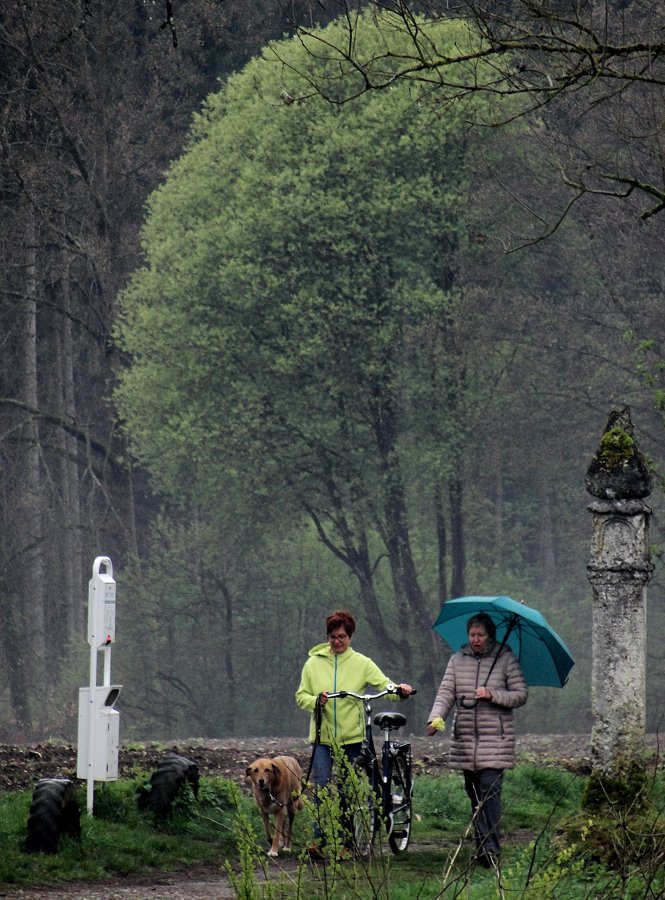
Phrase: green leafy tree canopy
[{"left": 115, "top": 12, "right": 500, "bottom": 509}]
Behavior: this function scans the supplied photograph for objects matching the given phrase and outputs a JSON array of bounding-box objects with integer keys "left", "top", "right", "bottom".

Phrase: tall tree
[{"left": 115, "top": 13, "right": 569, "bottom": 691}]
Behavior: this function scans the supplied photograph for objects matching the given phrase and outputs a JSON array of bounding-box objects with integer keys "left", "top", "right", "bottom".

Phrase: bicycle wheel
[
  {"left": 349, "top": 758, "right": 377, "bottom": 859},
  {"left": 387, "top": 746, "right": 412, "bottom": 853}
]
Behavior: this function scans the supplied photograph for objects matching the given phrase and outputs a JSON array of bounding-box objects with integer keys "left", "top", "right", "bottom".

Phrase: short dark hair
[
  {"left": 326, "top": 609, "right": 356, "bottom": 637},
  {"left": 467, "top": 612, "right": 496, "bottom": 641}
]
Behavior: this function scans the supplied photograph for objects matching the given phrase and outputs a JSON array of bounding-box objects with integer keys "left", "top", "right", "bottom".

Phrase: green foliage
[
  {"left": 582, "top": 764, "right": 649, "bottom": 814},
  {"left": 116, "top": 11, "right": 499, "bottom": 506},
  {"left": 116, "top": 8, "right": 579, "bottom": 716},
  {"left": 501, "top": 837, "right": 589, "bottom": 898},
  {"left": 563, "top": 766, "right": 665, "bottom": 879},
  {"left": 223, "top": 781, "right": 276, "bottom": 900},
  {"left": 413, "top": 771, "right": 470, "bottom": 830},
  {"left": 93, "top": 780, "right": 145, "bottom": 825},
  {"left": 504, "top": 765, "right": 584, "bottom": 827}
]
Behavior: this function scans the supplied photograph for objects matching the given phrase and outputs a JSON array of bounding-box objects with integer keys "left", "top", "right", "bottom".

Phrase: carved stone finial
[{"left": 585, "top": 405, "right": 653, "bottom": 500}]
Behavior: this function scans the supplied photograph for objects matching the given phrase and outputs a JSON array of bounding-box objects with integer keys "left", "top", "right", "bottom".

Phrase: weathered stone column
[{"left": 586, "top": 406, "right": 653, "bottom": 782}]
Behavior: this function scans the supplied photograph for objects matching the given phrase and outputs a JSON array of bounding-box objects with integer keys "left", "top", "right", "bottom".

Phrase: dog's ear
[
  {"left": 245, "top": 766, "right": 253, "bottom": 778},
  {"left": 272, "top": 763, "right": 280, "bottom": 777}
]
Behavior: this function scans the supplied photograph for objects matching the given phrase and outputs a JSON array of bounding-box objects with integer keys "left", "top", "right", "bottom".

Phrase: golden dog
[{"left": 245, "top": 755, "right": 304, "bottom": 857}]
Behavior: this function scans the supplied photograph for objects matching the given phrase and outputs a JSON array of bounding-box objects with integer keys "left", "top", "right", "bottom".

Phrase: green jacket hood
[
  {"left": 295, "top": 643, "right": 393, "bottom": 745},
  {"left": 308, "top": 641, "right": 338, "bottom": 658}
]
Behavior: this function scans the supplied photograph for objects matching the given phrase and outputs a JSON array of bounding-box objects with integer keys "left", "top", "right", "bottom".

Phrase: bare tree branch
[{"left": 280, "top": 0, "right": 665, "bottom": 218}]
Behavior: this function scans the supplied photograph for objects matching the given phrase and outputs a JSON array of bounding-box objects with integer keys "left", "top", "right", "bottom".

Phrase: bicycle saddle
[{"left": 374, "top": 712, "right": 407, "bottom": 730}]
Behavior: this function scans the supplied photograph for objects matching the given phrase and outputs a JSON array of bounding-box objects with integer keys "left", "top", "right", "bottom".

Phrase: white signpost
[{"left": 76, "top": 556, "right": 122, "bottom": 815}]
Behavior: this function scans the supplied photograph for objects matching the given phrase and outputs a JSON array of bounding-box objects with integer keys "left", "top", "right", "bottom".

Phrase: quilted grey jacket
[{"left": 428, "top": 642, "right": 528, "bottom": 771}]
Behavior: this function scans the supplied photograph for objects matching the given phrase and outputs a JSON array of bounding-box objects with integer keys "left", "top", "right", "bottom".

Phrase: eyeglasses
[{"left": 329, "top": 633, "right": 349, "bottom": 642}]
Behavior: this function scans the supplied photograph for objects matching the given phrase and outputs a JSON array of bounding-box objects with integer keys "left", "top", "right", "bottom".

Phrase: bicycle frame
[{"left": 324, "top": 684, "right": 414, "bottom": 854}]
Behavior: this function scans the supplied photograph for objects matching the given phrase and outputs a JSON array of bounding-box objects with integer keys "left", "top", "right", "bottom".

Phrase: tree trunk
[
  {"left": 372, "top": 399, "right": 440, "bottom": 690},
  {"left": 449, "top": 474, "right": 465, "bottom": 599},
  {"left": 52, "top": 246, "right": 83, "bottom": 647},
  {"left": 0, "top": 587, "right": 33, "bottom": 735},
  {"left": 540, "top": 479, "right": 556, "bottom": 596},
  {"left": 494, "top": 460, "right": 504, "bottom": 572},
  {"left": 434, "top": 482, "right": 448, "bottom": 606},
  {"left": 6, "top": 208, "right": 48, "bottom": 734}
]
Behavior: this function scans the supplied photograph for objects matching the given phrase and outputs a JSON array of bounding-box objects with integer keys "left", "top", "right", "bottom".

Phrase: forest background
[{"left": 1, "top": 0, "right": 664, "bottom": 745}]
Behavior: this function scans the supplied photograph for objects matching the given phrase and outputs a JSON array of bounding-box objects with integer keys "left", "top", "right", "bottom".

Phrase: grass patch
[{"left": 0, "top": 775, "right": 240, "bottom": 888}]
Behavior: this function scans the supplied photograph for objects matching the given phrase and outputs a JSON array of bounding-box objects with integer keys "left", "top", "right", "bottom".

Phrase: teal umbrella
[{"left": 432, "top": 595, "right": 575, "bottom": 688}]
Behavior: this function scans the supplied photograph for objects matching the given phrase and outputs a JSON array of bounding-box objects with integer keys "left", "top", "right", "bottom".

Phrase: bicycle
[{"left": 325, "top": 683, "right": 416, "bottom": 857}]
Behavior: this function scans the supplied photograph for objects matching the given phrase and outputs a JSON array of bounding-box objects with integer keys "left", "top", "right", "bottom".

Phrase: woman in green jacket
[{"left": 296, "top": 609, "right": 412, "bottom": 854}]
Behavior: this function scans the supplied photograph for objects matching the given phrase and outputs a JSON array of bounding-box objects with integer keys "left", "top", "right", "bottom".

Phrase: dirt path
[{"left": 2, "top": 866, "right": 237, "bottom": 899}]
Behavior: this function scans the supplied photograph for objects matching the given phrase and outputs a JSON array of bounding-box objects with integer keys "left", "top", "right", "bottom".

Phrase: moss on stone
[
  {"left": 560, "top": 793, "right": 660, "bottom": 872},
  {"left": 581, "top": 763, "right": 648, "bottom": 813},
  {"left": 556, "top": 764, "right": 659, "bottom": 873},
  {"left": 597, "top": 426, "right": 636, "bottom": 471}
]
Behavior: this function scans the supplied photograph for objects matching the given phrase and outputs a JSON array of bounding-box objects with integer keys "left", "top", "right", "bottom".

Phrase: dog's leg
[
  {"left": 259, "top": 808, "right": 273, "bottom": 847},
  {"left": 283, "top": 802, "right": 296, "bottom": 851},
  {"left": 269, "top": 808, "right": 284, "bottom": 857}
]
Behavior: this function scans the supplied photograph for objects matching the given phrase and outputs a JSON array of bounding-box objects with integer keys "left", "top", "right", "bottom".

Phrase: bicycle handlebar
[{"left": 325, "top": 683, "right": 417, "bottom": 701}]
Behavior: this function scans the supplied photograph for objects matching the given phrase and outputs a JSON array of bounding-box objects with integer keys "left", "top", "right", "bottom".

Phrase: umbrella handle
[{"left": 458, "top": 696, "right": 479, "bottom": 709}]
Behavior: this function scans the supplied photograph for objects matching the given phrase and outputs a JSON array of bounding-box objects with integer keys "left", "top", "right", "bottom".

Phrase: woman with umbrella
[{"left": 427, "top": 611, "right": 528, "bottom": 868}]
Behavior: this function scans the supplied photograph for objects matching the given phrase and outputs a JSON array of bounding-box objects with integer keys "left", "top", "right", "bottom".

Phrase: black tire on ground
[
  {"left": 387, "top": 746, "right": 413, "bottom": 854},
  {"left": 25, "top": 778, "right": 81, "bottom": 854},
  {"left": 136, "top": 753, "right": 199, "bottom": 818}
]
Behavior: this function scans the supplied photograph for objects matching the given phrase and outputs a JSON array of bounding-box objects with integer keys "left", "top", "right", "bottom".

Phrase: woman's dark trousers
[{"left": 463, "top": 768, "right": 504, "bottom": 861}]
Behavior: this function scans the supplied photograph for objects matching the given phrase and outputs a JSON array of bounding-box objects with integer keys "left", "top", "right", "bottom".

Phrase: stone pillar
[{"left": 586, "top": 406, "right": 653, "bottom": 780}]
